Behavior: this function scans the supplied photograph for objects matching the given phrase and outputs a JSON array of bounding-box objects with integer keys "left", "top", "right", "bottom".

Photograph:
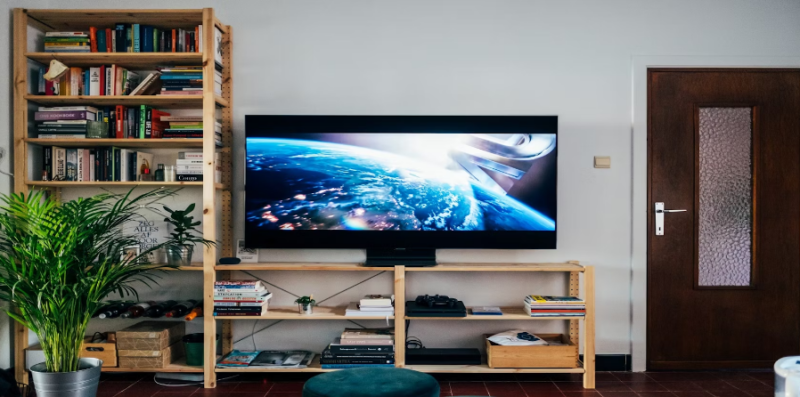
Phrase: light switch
[{"left": 594, "top": 156, "right": 611, "bottom": 169}]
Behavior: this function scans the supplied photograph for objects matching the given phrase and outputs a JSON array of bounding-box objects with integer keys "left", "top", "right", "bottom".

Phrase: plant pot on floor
[
  {"left": 166, "top": 245, "right": 193, "bottom": 267},
  {"left": 30, "top": 358, "right": 102, "bottom": 397}
]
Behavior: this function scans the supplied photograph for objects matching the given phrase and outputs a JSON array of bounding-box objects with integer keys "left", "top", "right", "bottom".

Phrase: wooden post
[
  {"left": 201, "top": 7, "right": 218, "bottom": 389},
  {"left": 394, "top": 266, "right": 406, "bottom": 367},
  {"left": 568, "top": 271, "right": 580, "bottom": 356},
  {"left": 13, "top": 8, "right": 29, "bottom": 385},
  {"left": 583, "top": 266, "right": 596, "bottom": 389}
]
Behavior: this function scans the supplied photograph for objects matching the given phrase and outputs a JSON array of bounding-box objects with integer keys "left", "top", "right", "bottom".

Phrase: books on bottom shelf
[
  {"left": 217, "top": 350, "right": 314, "bottom": 368},
  {"left": 321, "top": 330, "right": 395, "bottom": 369},
  {"left": 214, "top": 280, "right": 272, "bottom": 316}
]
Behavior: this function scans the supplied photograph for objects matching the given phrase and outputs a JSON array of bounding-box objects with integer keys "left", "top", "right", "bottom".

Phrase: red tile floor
[{"left": 92, "top": 371, "right": 775, "bottom": 397}]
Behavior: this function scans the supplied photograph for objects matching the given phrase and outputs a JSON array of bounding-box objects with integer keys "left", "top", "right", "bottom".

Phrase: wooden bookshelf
[{"left": 13, "top": 8, "right": 233, "bottom": 389}]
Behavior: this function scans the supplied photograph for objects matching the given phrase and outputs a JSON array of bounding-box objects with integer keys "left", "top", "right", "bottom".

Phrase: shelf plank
[
  {"left": 25, "top": 138, "right": 205, "bottom": 148},
  {"left": 216, "top": 356, "right": 335, "bottom": 373},
  {"left": 214, "top": 306, "right": 394, "bottom": 321},
  {"left": 406, "top": 263, "right": 585, "bottom": 272},
  {"left": 25, "top": 10, "right": 203, "bottom": 32},
  {"left": 215, "top": 263, "right": 393, "bottom": 271},
  {"left": 25, "top": 180, "right": 223, "bottom": 189},
  {"left": 24, "top": 95, "right": 229, "bottom": 109},
  {"left": 405, "top": 364, "right": 585, "bottom": 374},
  {"left": 102, "top": 357, "right": 202, "bottom": 373},
  {"left": 26, "top": 52, "right": 202, "bottom": 68},
  {"left": 406, "top": 307, "right": 584, "bottom": 321}
]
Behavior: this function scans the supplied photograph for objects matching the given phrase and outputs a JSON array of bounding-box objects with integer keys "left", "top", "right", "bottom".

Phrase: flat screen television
[{"left": 245, "top": 116, "right": 557, "bottom": 264}]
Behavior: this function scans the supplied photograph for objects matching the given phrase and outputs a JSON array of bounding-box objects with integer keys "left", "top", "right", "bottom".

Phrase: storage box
[
  {"left": 117, "top": 321, "right": 185, "bottom": 350},
  {"left": 25, "top": 333, "right": 118, "bottom": 369},
  {"left": 118, "top": 341, "right": 184, "bottom": 368},
  {"left": 485, "top": 333, "right": 579, "bottom": 368}
]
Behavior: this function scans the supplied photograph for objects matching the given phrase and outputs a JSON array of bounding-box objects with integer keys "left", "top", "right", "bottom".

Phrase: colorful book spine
[{"left": 34, "top": 111, "right": 95, "bottom": 121}]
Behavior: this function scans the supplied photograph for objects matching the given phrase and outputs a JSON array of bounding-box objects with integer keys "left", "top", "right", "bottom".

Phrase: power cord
[{"left": 405, "top": 320, "right": 425, "bottom": 349}]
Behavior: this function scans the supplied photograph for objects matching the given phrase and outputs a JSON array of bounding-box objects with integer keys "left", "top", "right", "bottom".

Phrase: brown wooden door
[{"left": 648, "top": 69, "right": 800, "bottom": 370}]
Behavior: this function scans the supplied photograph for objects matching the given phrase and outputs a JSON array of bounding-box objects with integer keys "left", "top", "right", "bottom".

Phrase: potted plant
[
  {"left": 0, "top": 189, "right": 185, "bottom": 397},
  {"left": 295, "top": 295, "right": 316, "bottom": 315},
  {"left": 163, "top": 203, "right": 214, "bottom": 267}
]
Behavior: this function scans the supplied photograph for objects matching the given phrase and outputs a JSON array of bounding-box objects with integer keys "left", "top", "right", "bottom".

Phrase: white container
[{"left": 775, "top": 356, "right": 800, "bottom": 396}]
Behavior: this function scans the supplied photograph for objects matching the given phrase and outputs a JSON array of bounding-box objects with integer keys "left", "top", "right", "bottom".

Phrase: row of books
[
  {"left": 213, "top": 280, "right": 272, "bottom": 317},
  {"left": 172, "top": 151, "right": 222, "bottom": 183},
  {"left": 43, "top": 147, "right": 155, "bottom": 182},
  {"left": 523, "top": 295, "right": 586, "bottom": 317},
  {"left": 321, "top": 328, "right": 395, "bottom": 369},
  {"left": 344, "top": 295, "right": 394, "bottom": 317},
  {"left": 158, "top": 66, "right": 222, "bottom": 96},
  {"left": 38, "top": 65, "right": 141, "bottom": 96},
  {"left": 43, "top": 26, "right": 208, "bottom": 53},
  {"left": 217, "top": 350, "right": 314, "bottom": 368}
]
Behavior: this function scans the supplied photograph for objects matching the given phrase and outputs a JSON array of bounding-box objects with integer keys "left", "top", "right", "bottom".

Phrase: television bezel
[{"left": 244, "top": 115, "right": 558, "bottom": 250}]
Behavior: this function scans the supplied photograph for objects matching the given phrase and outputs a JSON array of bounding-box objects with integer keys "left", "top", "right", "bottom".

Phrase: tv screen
[{"left": 245, "top": 116, "right": 557, "bottom": 249}]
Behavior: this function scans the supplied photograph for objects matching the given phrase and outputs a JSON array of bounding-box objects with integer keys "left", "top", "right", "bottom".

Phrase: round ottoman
[{"left": 302, "top": 367, "right": 439, "bottom": 397}]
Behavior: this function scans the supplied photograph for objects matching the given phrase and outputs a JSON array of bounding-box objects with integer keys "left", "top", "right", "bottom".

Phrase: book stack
[
  {"left": 35, "top": 106, "right": 106, "bottom": 140},
  {"left": 523, "top": 295, "right": 586, "bottom": 317},
  {"left": 38, "top": 64, "right": 140, "bottom": 96},
  {"left": 159, "top": 115, "right": 222, "bottom": 144},
  {"left": 43, "top": 147, "right": 154, "bottom": 182},
  {"left": 320, "top": 328, "right": 395, "bottom": 369},
  {"left": 345, "top": 295, "right": 394, "bottom": 317},
  {"left": 159, "top": 66, "right": 203, "bottom": 96},
  {"left": 213, "top": 280, "right": 272, "bottom": 317},
  {"left": 173, "top": 151, "right": 221, "bottom": 183},
  {"left": 44, "top": 32, "right": 90, "bottom": 53}
]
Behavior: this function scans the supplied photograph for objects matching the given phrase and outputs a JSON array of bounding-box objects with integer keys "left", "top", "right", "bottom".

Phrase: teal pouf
[{"left": 302, "top": 367, "right": 439, "bottom": 397}]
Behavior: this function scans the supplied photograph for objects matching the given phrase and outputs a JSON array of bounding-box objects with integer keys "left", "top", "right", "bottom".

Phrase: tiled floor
[{"left": 92, "top": 371, "right": 775, "bottom": 397}]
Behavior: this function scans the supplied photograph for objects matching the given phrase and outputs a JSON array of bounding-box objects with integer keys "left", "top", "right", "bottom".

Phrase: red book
[
  {"left": 115, "top": 105, "right": 124, "bottom": 139},
  {"left": 171, "top": 29, "right": 176, "bottom": 53},
  {"left": 89, "top": 27, "right": 98, "bottom": 52},
  {"left": 98, "top": 65, "right": 105, "bottom": 96},
  {"left": 150, "top": 109, "right": 171, "bottom": 139},
  {"left": 195, "top": 26, "right": 199, "bottom": 52},
  {"left": 105, "top": 28, "right": 113, "bottom": 52}
]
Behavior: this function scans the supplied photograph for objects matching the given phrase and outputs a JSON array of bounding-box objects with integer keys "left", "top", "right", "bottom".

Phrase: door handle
[{"left": 655, "top": 202, "right": 686, "bottom": 236}]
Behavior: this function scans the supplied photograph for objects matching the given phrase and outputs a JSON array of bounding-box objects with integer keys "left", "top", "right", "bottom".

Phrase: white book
[
  {"left": 360, "top": 295, "right": 394, "bottom": 307},
  {"left": 175, "top": 169, "right": 203, "bottom": 175},
  {"left": 105, "top": 67, "right": 113, "bottom": 96},
  {"left": 358, "top": 305, "right": 394, "bottom": 312},
  {"left": 89, "top": 152, "right": 95, "bottom": 181},
  {"left": 37, "top": 134, "right": 86, "bottom": 139},
  {"left": 89, "top": 68, "right": 101, "bottom": 96},
  {"left": 119, "top": 149, "right": 131, "bottom": 182},
  {"left": 345, "top": 303, "right": 393, "bottom": 317},
  {"left": 39, "top": 106, "right": 99, "bottom": 113},
  {"left": 42, "top": 120, "right": 89, "bottom": 125},
  {"left": 176, "top": 159, "right": 203, "bottom": 165},
  {"left": 45, "top": 32, "right": 88, "bottom": 37}
]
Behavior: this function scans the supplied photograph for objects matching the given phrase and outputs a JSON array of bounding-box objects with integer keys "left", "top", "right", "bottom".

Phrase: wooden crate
[
  {"left": 486, "top": 333, "right": 578, "bottom": 369},
  {"left": 82, "top": 333, "right": 117, "bottom": 367}
]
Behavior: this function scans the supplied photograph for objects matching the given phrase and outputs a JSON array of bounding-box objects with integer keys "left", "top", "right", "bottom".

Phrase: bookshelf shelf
[
  {"left": 214, "top": 306, "right": 394, "bottom": 321},
  {"left": 404, "top": 364, "right": 586, "bottom": 374},
  {"left": 25, "top": 138, "right": 205, "bottom": 148},
  {"left": 24, "top": 95, "right": 228, "bottom": 109},
  {"left": 215, "top": 263, "right": 393, "bottom": 271},
  {"left": 25, "top": 52, "right": 202, "bottom": 68},
  {"left": 405, "top": 307, "right": 584, "bottom": 321},
  {"left": 14, "top": 7, "right": 233, "bottom": 389}
]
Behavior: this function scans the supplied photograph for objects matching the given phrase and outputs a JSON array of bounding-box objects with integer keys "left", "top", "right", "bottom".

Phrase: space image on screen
[{"left": 244, "top": 116, "right": 557, "bottom": 249}]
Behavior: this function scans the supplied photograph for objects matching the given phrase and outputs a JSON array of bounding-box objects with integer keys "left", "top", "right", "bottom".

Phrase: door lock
[{"left": 655, "top": 202, "right": 687, "bottom": 236}]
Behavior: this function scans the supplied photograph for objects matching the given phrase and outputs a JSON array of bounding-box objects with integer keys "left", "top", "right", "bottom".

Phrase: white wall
[{"left": 1, "top": 0, "right": 800, "bottom": 370}]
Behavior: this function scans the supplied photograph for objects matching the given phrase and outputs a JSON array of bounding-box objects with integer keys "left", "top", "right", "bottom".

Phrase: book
[
  {"left": 176, "top": 175, "right": 203, "bottom": 182},
  {"left": 35, "top": 111, "right": 96, "bottom": 121},
  {"left": 39, "top": 106, "right": 99, "bottom": 112},
  {"left": 328, "top": 341, "right": 394, "bottom": 355},
  {"left": 54, "top": 147, "right": 67, "bottom": 180},
  {"left": 159, "top": 90, "right": 202, "bottom": 95},
  {"left": 471, "top": 306, "right": 503, "bottom": 315},
  {"left": 65, "top": 149, "right": 77, "bottom": 181},
  {"left": 217, "top": 350, "right": 260, "bottom": 367},
  {"left": 215, "top": 280, "right": 264, "bottom": 290},
  {"left": 319, "top": 357, "right": 394, "bottom": 365},
  {"left": 341, "top": 328, "right": 394, "bottom": 340},
  {"left": 89, "top": 68, "right": 101, "bottom": 95},
  {"left": 214, "top": 292, "right": 272, "bottom": 303},
  {"left": 213, "top": 290, "right": 270, "bottom": 298},
  {"left": 37, "top": 134, "right": 87, "bottom": 139},
  {"left": 213, "top": 301, "right": 268, "bottom": 307},
  {"left": 345, "top": 302, "right": 393, "bottom": 317},
  {"left": 360, "top": 295, "right": 393, "bottom": 307},
  {"left": 162, "top": 116, "right": 203, "bottom": 122},
  {"left": 89, "top": 27, "right": 97, "bottom": 52},
  {"left": 523, "top": 302, "right": 585, "bottom": 310},
  {"left": 525, "top": 296, "right": 585, "bottom": 305},
  {"left": 129, "top": 72, "right": 162, "bottom": 95},
  {"left": 337, "top": 338, "right": 394, "bottom": 346},
  {"left": 45, "top": 32, "right": 88, "bottom": 37}
]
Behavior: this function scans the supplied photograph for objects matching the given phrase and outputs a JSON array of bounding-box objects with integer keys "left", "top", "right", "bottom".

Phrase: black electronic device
[
  {"left": 406, "top": 297, "right": 467, "bottom": 318},
  {"left": 415, "top": 294, "right": 458, "bottom": 309},
  {"left": 218, "top": 257, "right": 242, "bottom": 265},
  {"left": 405, "top": 348, "right": 482, "bottom": 365},
  {"left": 244, "top": 116, "right": 559, "bottom": 259}
]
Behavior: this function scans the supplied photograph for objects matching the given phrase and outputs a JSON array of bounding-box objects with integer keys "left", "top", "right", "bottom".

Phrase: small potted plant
[
  {"left": 295, "top": 295, "right": 316, "bottom": 315},
  {"left": 163, "top": 203, "right": 215, "bottom": 267}
]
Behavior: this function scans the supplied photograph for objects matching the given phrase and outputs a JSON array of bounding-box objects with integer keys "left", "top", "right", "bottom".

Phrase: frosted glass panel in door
[{"left": 697, "top": 107, "right": 753, "bottom": 287}]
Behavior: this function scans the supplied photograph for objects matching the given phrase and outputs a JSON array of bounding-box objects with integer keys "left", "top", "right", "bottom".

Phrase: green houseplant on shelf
[
  {"left": 295, "top": 295, "right": 316, "bottom": 315},
  {"left": 163, "top": 203, "right": 214, "bottom": 267},
  {"left": 0, "top": 189, "right": 188, "bottom": 397}
]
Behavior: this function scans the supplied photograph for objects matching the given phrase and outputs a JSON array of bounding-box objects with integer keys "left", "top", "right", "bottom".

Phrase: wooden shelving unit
[
  {"left": 13, "top": 8, "right": 233, "bottom": 389},
  {"left": 211, "top": 263, "right": 596, "bottom": 389}
]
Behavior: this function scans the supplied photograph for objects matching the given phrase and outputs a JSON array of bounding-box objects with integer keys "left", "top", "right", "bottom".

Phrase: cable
[
  {"left": 404, "top": 321, "right": 425, "bottom": 349},
  {"left": 346, "top": 320, "right": 366, "bottom": 329},
  {"left": 232, "top": 320, "right": 283, "bottom": 345},
  {"left": 251, "top": 319, "right": 258, "bottom": 350}
]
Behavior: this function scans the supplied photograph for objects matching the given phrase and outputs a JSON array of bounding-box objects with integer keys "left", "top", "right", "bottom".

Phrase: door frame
[{"left": 630, "top": 56, "right": 800, "bottom": 371}]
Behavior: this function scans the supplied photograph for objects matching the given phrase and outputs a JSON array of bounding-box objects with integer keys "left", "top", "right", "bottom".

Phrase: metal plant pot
[
  {"left": 166, "top": 245, "right": 193, "bottom": 267},
  {"left": 30, "top": 358, "right": 102, "bottom": 397},
  {"left": 298, "top": 303, "right": 313, "bottom": 315}
]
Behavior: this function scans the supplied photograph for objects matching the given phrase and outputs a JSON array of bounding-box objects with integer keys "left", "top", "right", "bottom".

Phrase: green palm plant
[{"left": 0, "top": 188, "right": 185, "bottom": 373}]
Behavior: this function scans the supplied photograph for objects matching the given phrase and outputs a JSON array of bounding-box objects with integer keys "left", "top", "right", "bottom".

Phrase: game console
[{"left": 407, "top": 295, "right": 467, "bottom": 317}]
